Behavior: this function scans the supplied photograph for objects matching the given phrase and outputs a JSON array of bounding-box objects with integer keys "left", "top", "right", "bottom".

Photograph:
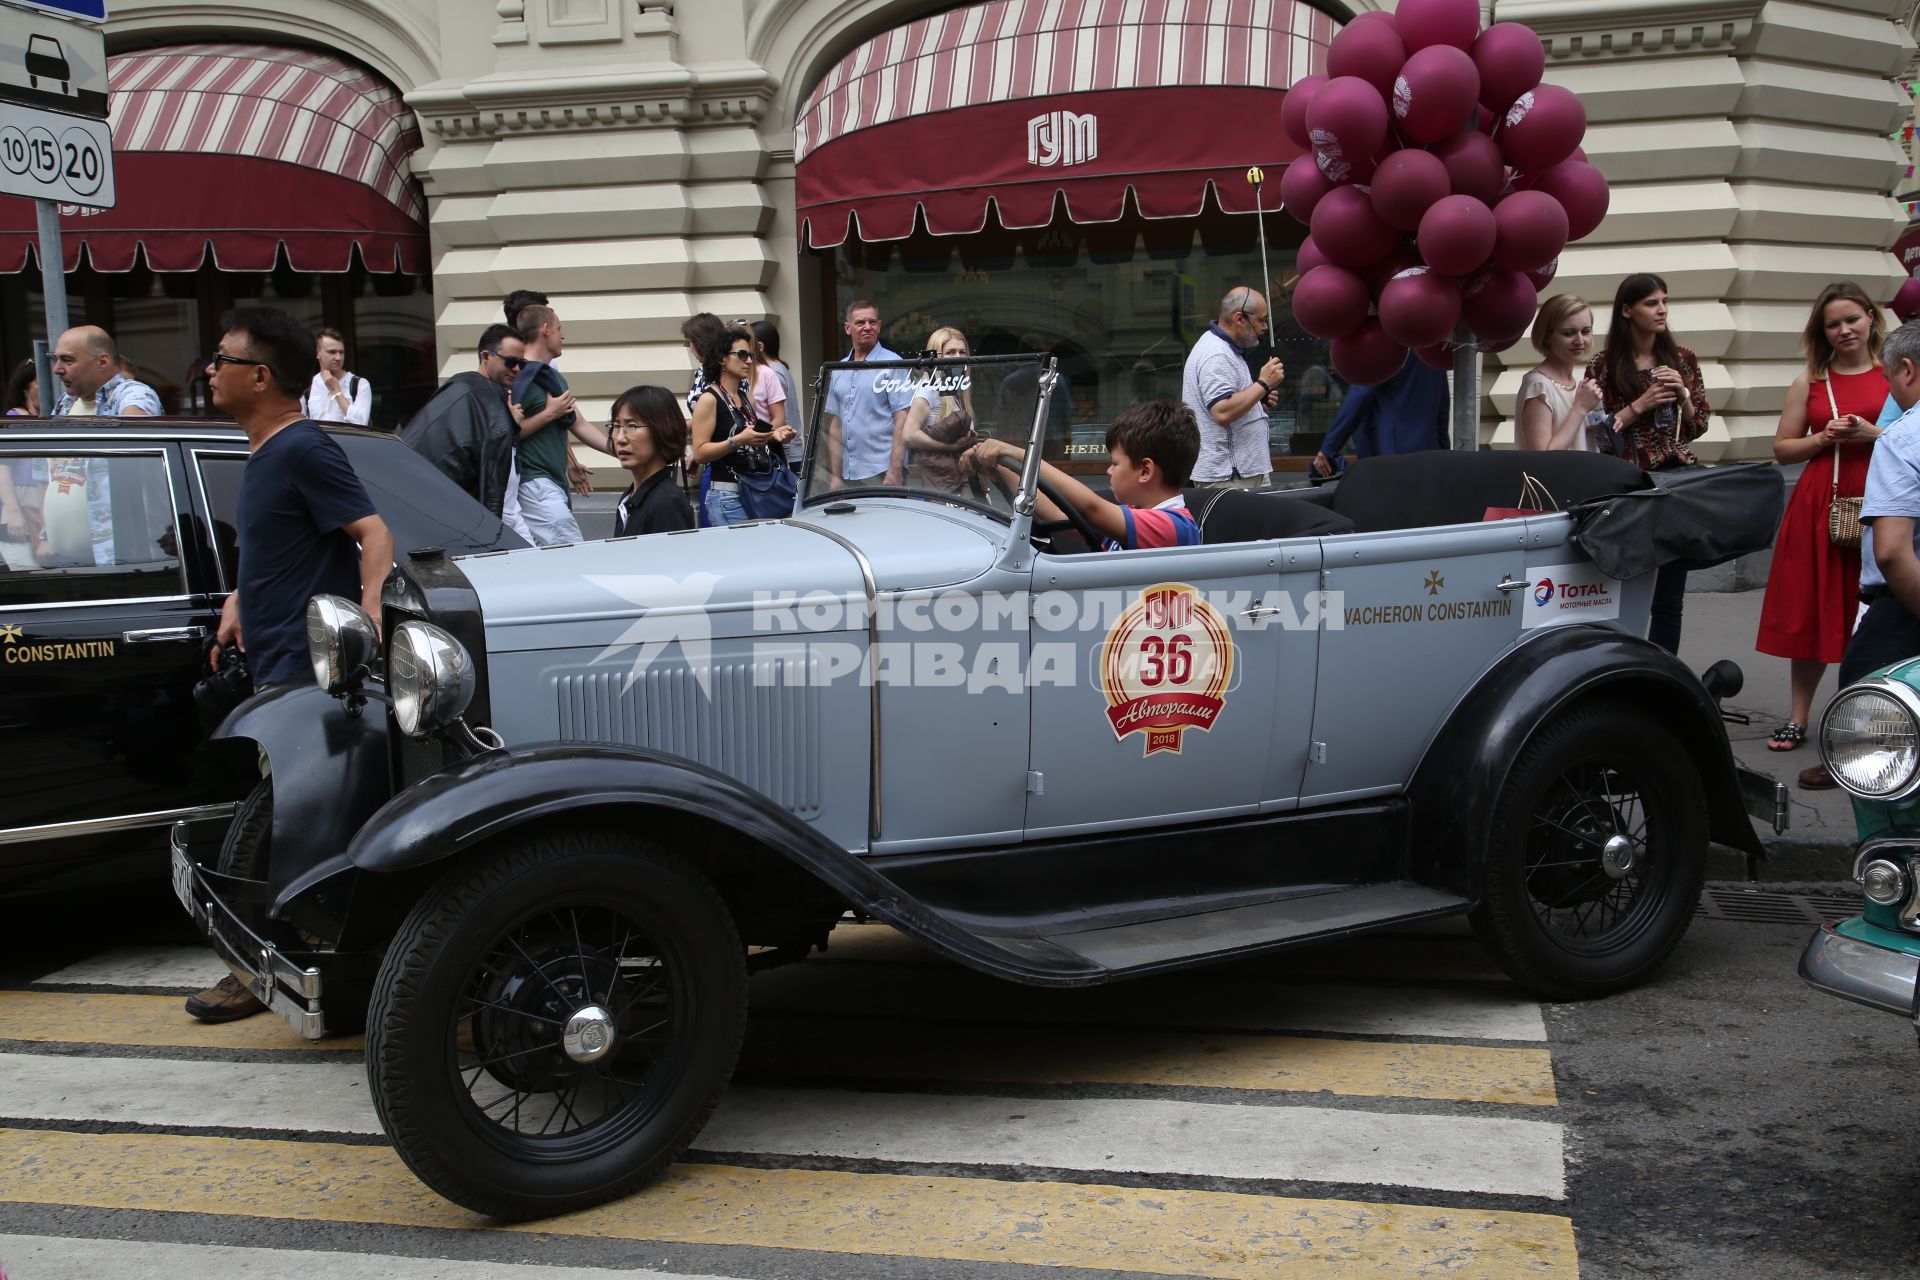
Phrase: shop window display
[{"left": 824, "top": 198, "right": 1344, "bottom": 473}]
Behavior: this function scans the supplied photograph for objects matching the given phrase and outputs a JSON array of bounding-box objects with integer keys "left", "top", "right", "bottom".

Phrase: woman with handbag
[
  {"left": 903, "top": 326, "right": 984, "bottom": 495},
  {"left": 1585, "top": 273, "right": 1712, "bottom": 654},
  {"left": 690, "top": 324, "right": 796, "bottom": 526},
  {"left": 1755, "top": 281, "right": 1888, "bottom": 786}
]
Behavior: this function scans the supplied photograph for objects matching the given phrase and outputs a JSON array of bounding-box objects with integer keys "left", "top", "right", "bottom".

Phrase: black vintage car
[{"left": 0, "top": 418, "right": 523, "bottom": 898}]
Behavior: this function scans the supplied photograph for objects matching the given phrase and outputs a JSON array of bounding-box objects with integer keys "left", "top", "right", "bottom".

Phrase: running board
[{"left": 894, "top": 882, "right": 1472, "bottom": 987}]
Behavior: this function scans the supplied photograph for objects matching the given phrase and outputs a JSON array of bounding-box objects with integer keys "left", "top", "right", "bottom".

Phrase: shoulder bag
[{"left": 1824, "top": 378, "right": 1863, "bottom": 550}]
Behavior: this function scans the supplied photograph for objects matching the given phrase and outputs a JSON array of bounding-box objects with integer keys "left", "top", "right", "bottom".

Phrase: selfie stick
[{"left": 1247, "top": 167, "right": 1272, "bottom": 307}]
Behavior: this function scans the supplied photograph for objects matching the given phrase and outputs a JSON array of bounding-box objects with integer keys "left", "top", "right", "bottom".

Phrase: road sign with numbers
[{"left": 0, "top": 99, "right": 113, "bottom": 207}]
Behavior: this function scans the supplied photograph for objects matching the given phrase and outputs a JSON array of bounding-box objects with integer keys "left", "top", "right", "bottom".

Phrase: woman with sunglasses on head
[
  {"left": 902, "top": 326, "right": 983, "bottom": 494},
  {"left": 689, "top": 324, "right": 795, "bottom": 526},
  {"left": 609, "top": 385, "right": 695, "bottom": 537},
  {"left": 1585, "top": 273, "right": 1712, "bottom": 653},
  {"left": 1754, "top": 281, "right": 1888, "bottom": 785}
]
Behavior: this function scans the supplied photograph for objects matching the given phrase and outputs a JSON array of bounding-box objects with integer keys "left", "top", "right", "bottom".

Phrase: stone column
[{"left": 1489, "top": 0, "right": 1913, "bottom": 460}]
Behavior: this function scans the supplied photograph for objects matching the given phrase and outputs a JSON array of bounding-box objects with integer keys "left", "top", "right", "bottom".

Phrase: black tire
[
  {"left": 364, "top": 828, "right": 747, "bottom": 1220},
  {"left": 1469, "top": 703, "right": 1708, "bottom": 1000}
]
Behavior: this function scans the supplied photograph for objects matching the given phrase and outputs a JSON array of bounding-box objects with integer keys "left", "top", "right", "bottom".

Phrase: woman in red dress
[{"left": 1756, "top": 281, "right": 1888, "bottom": 786}]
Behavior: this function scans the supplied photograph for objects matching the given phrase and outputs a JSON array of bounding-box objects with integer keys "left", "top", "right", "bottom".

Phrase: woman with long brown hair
[
  {"left": 1754, "top": 281, "right": 1889, "bottom": 785},
  {"left": 1585, "top": 273, "right": 1711, "bottom": 653}
]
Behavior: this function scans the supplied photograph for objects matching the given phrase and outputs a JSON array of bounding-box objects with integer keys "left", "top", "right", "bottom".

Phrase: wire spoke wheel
[{"left": 1470, "top": 704, "right": 1707, "bottom": 1000}]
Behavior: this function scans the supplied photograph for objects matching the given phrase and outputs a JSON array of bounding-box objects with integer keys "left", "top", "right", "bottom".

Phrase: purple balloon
[
  {"left": 1293, "top": 265, "right": 1374, "bottom": 340},
  {"left": 1417, "top": 193, "right": 1497, "bottom": 277},
  {"left": 1329, "top": 20, "right": 1407, "bottom": 100},
  {"left": 1311, "top": 184, "right": 1400, "bottom": 269},
  {"left": 1395, "top": 0, "right": 1482, "bottom": 54},
  {"left": 1282, "top": 74, "right": 1327, "bottom": 150},
  {"left": 1306, "top": 77, "right": 1390, "bottom": 185},
  {"left": 1894, "top": 276, "right": 1920, "bottom": 323},
  {"left": 1527, "top": 160, "right": 1610, "bottom": 241},
  {"left": 1296, "top": 237, "right": 1331, "bottom": 276},
  {"left": 1370, "top": 149, "right": 1451, "bottom": 230},
  {"left": 1415, "top": 341, "right": 1456, "bottom": 371},
  {"left": 1499, "top": 83, "right": 1586, "bottom": 174},
  {"left": 1525, "top": 258, "right": 1560, "bottom": 291},
  {"left": 1432, "top": 130, "right": 1505, "bottom": 205},
  {"left": 1332, "top": 321, "right": 1411, "bottom": 386},
  {"left": 1379, "top": 267, "right": 1464, "bottom": 349},
  {"left": 1491, "top": 189, "right": 1569, "bottom": 272},
  {"left": 1472, "top": 22, "right": 1545, "bottom": 113},
  {"left": 1460, "top": 265, "right": 1539, "bottom": 342},
  {"left": 1349, "top": 9, "right": 1396, "bottom": 27},
  {"left": 1281, "top": 159, "right": 1333, "bottom": 225},
  {"left": 1393, "top": 45, "right": 1480, "bottom": 144},
  {"left": 1363, "top": 241, "right": 1424, "bottom": 294}
]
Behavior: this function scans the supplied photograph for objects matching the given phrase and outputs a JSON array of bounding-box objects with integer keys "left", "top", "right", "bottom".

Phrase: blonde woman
[
  {"left": 903, "top": 326, "right": 982, "bottom": 494},
  {"left": 1517, "top": 295, "right": 1606, "bottom": 451}
]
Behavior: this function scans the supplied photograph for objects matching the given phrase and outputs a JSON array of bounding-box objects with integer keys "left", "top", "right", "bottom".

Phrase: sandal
[
  {"left": 1798, "top": 764, "right": 1838, "bottom": 790},
  {"left": 1767, "top": 722, "right": 1805, "bottom": 751}
]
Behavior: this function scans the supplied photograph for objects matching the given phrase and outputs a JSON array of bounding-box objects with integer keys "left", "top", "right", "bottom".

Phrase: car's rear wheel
[
  {"left": 365, "top": 828, "right": 746, "bottom": 1220},
  {"left": 1470, "top": 703, "right": 1707, "bottom": 1000}
]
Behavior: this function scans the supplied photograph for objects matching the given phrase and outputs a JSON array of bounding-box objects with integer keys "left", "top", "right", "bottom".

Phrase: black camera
[{"left": 193, "top": 643, "right": 254, "bottom": 732}]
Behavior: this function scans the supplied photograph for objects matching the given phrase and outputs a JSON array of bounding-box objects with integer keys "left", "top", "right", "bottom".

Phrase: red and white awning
[
  {"left": 795, "top": 0, "right": 1335, "bottom": 249},
  {"left": 1, "top": 43, "right": 426, "bottom": 273}
]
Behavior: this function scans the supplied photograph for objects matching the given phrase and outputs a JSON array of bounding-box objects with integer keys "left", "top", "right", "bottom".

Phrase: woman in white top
[{"left": 1516, "top": 295, "right": 1606, "bottom": 452}]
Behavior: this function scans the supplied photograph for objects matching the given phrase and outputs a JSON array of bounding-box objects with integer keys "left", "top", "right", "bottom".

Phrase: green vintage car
[{"left": 1800, "top": 661, "right": 1920, "bottom": 1046}]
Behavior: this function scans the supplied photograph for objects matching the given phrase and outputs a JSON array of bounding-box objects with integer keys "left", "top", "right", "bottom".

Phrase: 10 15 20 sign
[{"left": 0, "top": 99, "right": 113, "bottom": 207}]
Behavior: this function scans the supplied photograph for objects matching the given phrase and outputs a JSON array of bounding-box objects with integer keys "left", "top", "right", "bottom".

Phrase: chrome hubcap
[
  {"left": 561, "top": 1005, "right": 617, "bottom": 1063},
  {"left": 1600, "top": 834, "right": 1637, "bottom": 880}
]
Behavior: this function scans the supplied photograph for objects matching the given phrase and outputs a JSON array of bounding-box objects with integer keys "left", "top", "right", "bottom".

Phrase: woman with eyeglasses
[
  {"left": 609, "top": 385, "right": 695, "bottom": 537},
  {"left": 690, "top": 324, "right": 795, "bottom": 526}
]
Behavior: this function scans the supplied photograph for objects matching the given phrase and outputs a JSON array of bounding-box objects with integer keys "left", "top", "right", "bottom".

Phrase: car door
[
  {"left": 1022, "top": 538, "right": 1321, "bottom": 838},
  {"left": 0, "top": 442, "right": 218, "bottom": 846}
]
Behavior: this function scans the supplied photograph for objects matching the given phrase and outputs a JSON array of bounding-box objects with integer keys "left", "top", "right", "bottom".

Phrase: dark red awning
[
  {"left": 0, "top": 43, "right": 426, "bottom": 274},
  {"left": 793, "top": 0, "right": 1334, "bottom": 249}
]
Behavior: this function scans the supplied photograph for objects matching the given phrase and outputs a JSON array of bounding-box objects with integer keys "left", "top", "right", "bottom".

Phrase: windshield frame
[{"left": 797, "top": 352, "right": 1059, "bottom": 521}]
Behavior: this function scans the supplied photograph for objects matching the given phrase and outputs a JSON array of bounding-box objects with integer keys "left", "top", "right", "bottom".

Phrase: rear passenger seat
[{"left": 1325, "top": 450, "right": 1650, "bottom": 534}]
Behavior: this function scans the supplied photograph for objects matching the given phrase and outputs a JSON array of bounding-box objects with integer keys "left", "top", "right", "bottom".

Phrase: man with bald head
[
  {"left": 1182, "top": 287, "right": 1284, "bottom": 490},
  {"left": 50, "top": 326, "right": 161, "bottom": 418}
]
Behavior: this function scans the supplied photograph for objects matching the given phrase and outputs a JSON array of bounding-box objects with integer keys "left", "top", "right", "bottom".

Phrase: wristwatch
[{"left": 1253, "top": 378, "right": 1272, "bottom": 396}]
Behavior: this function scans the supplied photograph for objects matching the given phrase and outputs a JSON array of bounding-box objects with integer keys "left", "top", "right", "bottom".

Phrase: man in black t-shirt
[{"left": 187, "top": 307, "right": 393, "bottom": 1025}]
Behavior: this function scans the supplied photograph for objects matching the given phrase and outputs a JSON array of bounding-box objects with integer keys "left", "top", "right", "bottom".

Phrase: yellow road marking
[
  {"left": 0, "top": 1128, "right": 1577, "bottom": 1277},
  {"left": 745, "top": 1018, "right": 1555, "bottom": 1106},
  {"left": 0, "top": 991, "right": 361, "bottom": 1052}
]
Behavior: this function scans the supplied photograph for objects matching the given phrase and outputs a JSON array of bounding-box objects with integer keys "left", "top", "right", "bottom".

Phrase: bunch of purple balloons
[{"left": 1280, "top": 0, "right": 1610, "bottom": 384}]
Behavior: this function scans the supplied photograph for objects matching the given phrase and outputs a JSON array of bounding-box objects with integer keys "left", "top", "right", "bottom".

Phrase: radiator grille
[{"left": 554, "top": 655, "right": 822, "bottom": 816}]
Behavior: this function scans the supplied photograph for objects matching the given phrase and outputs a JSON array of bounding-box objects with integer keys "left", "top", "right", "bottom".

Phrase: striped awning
[
  {"left": 795, "top": 0, "right": 1335, "bottom": 249},
  {"left": 1, "top": 44, "right": 426, "bottom": 274}
]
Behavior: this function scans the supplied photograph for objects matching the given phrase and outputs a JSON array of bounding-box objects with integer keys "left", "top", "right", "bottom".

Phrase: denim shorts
[{"left": 704, "top": 486, "right": 748, "bottom": 527}]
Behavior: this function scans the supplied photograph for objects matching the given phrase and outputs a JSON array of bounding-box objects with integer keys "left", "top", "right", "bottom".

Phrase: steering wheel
[{"left": 994, "top": 454, "right": 1104, "bottom": 549}]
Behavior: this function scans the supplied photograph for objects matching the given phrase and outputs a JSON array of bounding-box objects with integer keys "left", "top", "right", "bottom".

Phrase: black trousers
[
  {"left": 1648, "top": 564, "right": 1687, "bottom": 656},
  {"left": 1839, "top": 594, "right": 1920, "bottom": 685}
]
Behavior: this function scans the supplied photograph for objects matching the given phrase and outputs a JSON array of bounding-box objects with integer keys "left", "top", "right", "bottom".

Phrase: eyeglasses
[
  {"left": 207, "top": 352, "right": 267, "bottom": 370},
  {"left": 482, "top": 349, "right": 526, "bottom": 370},
  {"left": 729, "top": 348, "right": 755, "bottom": 361},
  {"left": 610, "top": 419, "right": 649, "bottom": 435}
]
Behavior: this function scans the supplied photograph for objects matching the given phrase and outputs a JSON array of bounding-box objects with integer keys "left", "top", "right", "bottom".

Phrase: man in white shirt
[
  {"left": 306, "top": 327, "right": 373, "bottom": 425},
  {"left": 1182, "top": 286, "right": 1284, "bottom": 489}
]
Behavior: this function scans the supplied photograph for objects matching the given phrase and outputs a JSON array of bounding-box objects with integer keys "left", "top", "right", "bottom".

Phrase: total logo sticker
[
  {"left": 1100, "top": 583, "right": 1233, "bottom": 756},
  {"left": 1523, "top": 562, "right": 1622, "bottom": 627}
]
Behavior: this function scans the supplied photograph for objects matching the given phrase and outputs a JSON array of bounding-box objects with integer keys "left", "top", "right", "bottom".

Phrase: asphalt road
[{"left": 0, "top": 882, "right": 1912, "bottom": 1280}]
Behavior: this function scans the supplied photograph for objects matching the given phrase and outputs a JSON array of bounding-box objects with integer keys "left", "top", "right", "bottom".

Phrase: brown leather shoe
[
  {"left": 185, "top": 974, "right": 267, "bottom": 1023},
  {"left": 1797, "top": 764, "right": 1839, "bottom": 791}
]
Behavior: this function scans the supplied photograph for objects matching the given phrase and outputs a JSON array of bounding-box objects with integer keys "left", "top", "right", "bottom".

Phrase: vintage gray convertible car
[{"left": 173, "top": 355, "right": 1783, "bottom": 1220}]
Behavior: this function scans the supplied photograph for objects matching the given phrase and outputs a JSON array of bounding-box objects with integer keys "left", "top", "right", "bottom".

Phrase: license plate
[{"left": 170, "top": 841, "right": 196, "bottom": 915}]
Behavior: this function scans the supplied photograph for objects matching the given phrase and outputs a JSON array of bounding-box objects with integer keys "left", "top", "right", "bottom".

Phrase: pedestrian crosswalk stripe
[
  {"left": 0, "top": 993, "right": 1554, "bottom": 1105},
  {"left": 0, "top": 1057, "right": 1565, "bottom": 1198},
  {"left": 0, "top": 1128, "right": 1579, "bottom": 1277},
  {"left": 0, "top": 1236, "right": 745, "bottom": 1280},
  {"left": 35, "top": 945, "right": 229, "bottom": 991}
]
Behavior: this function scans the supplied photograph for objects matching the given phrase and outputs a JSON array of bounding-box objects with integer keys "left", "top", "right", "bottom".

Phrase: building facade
[{"left": 0, "top": 0, "right": 1912, "bottom": 467}]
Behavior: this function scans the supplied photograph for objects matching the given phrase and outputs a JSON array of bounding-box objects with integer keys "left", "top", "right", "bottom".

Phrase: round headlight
[
  {"left": 1821, "top": 684, "right": 1920, "bottom": 799},
  {"left": 1861, "top": 859, "right": 1910, "bottom": 906},
  {"left": 307, "top": 595, "right": 378, "bottom": 695},
  {"left": 389, "top": 620, "right": 475, "bottom": 737}
]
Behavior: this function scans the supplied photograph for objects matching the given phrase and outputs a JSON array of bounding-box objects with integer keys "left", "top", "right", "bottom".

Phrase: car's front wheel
[
  {"left": 365, "top": 829, "right": 747, "bottom": 1220},
  {"left": 1470, "top": 703, "right": 1708, "bottom": 1000}
]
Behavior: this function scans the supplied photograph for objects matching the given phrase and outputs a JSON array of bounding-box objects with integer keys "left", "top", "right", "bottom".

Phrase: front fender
[
  {"left": 1409, "top": 626, "right": 1763, "bottom": 900},
  {"left": 214, "top": 683, "right": 392, "bottom": 902}
]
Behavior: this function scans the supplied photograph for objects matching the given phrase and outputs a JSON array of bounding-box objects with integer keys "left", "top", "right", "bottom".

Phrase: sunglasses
[
  {"left": 729, "top": 348, "right": 755, "bottom": 361},
  {"left": 207, "top": 352, "right": 268, "bottom": 370},
  {"left": 482, "top": 349, "right": 526, "bottom": 370}
]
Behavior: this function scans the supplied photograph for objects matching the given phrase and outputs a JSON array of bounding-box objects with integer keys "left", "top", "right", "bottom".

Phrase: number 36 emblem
[{"left": 1099, "top": 583, "right": 1234, "bottom": 756}]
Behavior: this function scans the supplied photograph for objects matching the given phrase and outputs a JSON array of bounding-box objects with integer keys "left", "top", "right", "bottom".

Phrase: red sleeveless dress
[{"left": 1755, "top": 366, "right": 1888, "bottom": 663}]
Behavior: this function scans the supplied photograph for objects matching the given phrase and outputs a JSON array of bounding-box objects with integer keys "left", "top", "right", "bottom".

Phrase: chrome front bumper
[
  {"left": 169, "top": 821, "right": 328, "bottom": 1040},
  {"left": 1799, "top": 923, "right": 1920, "bottom": 1021}
]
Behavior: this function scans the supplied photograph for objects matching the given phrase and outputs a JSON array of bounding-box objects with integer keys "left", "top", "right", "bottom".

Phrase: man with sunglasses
[
  {"left": 1183, "top": 286, "right": 1285, "bottom": 490},
  {"left": 399, "top": 323, "right": 535, "bottom": 540}
]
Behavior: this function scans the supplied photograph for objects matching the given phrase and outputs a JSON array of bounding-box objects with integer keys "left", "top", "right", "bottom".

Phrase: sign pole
[{"left": 34, "top": 197, "right": 66, "bottom": 415}]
